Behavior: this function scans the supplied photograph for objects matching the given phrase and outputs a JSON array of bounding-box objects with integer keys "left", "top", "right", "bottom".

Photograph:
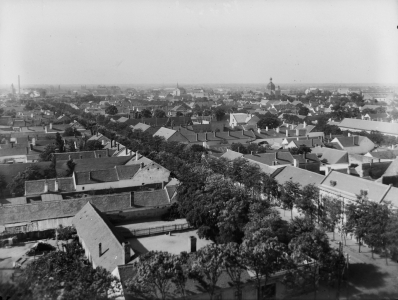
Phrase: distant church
[{"left": 266, "top": 77, "right": 281, "bottom": 96}]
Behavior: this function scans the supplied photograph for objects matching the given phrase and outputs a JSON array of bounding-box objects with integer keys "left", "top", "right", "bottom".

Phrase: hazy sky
[{"left": 1, "top": 0, "right": 397, "bottom": 85}]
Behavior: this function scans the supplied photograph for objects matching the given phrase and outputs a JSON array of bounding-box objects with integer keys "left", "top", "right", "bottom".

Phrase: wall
[
  {"left": 355, "top": 161, "right": 392, "bottom": 179},
  {"left": 0, "top": 155, "right": 27, "bottom": 164},
  {"left": 76, "top": 166, "right": 170, "bottom": 192},
  {"left": 4, "top": 216, "right": 73, "bottom": 233},
  {"left": 106, "top": 206, "right": 169, "bottom": 224}
]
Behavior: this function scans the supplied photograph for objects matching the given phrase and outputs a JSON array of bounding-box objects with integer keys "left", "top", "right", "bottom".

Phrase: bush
[{"left": 56, "top": 225, "right": 77, "bottom": 240}]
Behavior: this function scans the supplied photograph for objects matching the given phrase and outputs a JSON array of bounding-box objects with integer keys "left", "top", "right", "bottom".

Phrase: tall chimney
[{"left": 189, "top": 236, "right": 197, "bottom": 253}]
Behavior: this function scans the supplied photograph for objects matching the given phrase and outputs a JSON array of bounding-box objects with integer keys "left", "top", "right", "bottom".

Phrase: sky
[{"left": 0, "top": 0, "right": 397, "bottom": 86}]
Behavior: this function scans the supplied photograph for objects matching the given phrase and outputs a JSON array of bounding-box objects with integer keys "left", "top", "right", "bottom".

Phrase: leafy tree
[
  {"left": 66, "top": 139, "right": 77, "bottom": 152},
  {"left": 7, "top": 166, "right": 51, "bottom": 196},
  {"left": 222, "top": 243, "right": 246, "bottom": 298},
  {"left": 84, "top": 140, "right": 104, "bottom": 151},
  {"left": 63, "top": 127, "right": 82, "bottom": 137},
  {"left": 345, "top": 194, "right": 369, "bottom": 253},
  {"left": 295, "top": 184, "right": 319, "bottom": 223},
  {"left": 241, "top": 237, "right": 287, "bottom": 300},
  {"left": 56, "top": 225, "right": 76, "bottom": 240},
  {"left": 257, "top": 115, "right": 281, "bottom": 129},
  {"left": 105, "top": 105, "right": 118, "bottom": 115},
  {"left": 10, "top": 241, "right": 121, "bottom": 300},
  {"left": 298, "top": 106, "right": 310, "bottom": 116},
  {"left": 289, "top": 145, "right": 312, "bottom": 155},
  {"left": 55, "top": 132, "right": 65, "bottom": 152},
  {"left": 153, "top": 109, "right": 166, "bottom": 118},
  {"left": 0, "top": 174, "right": 7, "bottom": 197},
  {"left": 141, "top": 109, "right": 152, "bottom": 118},
  {"left": 385, "top": 211, "right": 398, "bottom": 262},
  {"left": 230, "top": 142, "right": 247, "bottom": 154},
  {"left": 323, "top": 196, "right": 343, "bottom": 241},
  {"left": 214, "top": 108, "right": 225, "bottom": 121},
  {"left": 280, "top": 180, "right": 301, "bottom": 219},
  {"left": 128, "top": 251, "right": 179, "bottom": 300},
  {"left": 39, "top": 144, "right": 57, "bottom": 161},
  {"left": 189, "top": 244, "right": 225, "bottom": 300}
]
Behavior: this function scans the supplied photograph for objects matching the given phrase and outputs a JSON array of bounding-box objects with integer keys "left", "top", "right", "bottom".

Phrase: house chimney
[
  {"left": 348, "top": 132, "right": 351, "bottom": 137},
  {"left": 286, "top": 130, "right": 289, "bottom": 137},
  {"left": 140, "top": 162, "right": 144, "bottom": 169},
  {"left": 99, "top": 243, "right": 102, "bottom": 257},
  {"left": 50, "top": 123, "right": 53, "bottom": 129},
  {"left": 196, "top": 133, "right": 198, "bottom": 141},
  {"left": 136, "top": 151, "right": 139, "bottom": 161},
  {"left": 44, "top": 180, "right": 48, "bottom": 193},
  {"left": 26, "top": 146, "right": 29, "bottom": 154},
  {"left": 54, "top": 179, "right": 58, "bottom": 192},
  {"left": 117, "top": 143, "right": 120, "bottom": 151},
  {"left": 276, "top": 127, "right": 280, "bottom": 133},
  {"left": 189, "top": 236, "right": 197, "bottom": 253},
  {"left": 293, "top": 158, "right": 298, "bottom": 167},
  {"left": 303, "top": 121, "right": 307, "bottom": 128},
  {"left": 214, "top": 131, "right": 216, "bottom": 137},
  {"left": 251, "top": 151, "right": 253, "bottom": 155},
  {"left": 257, "top": 128, "right": 261, "bottom": 134},
  {"left": 30, "top": 144, "right": 33, "bottom": 150},
  {"left": 31, "top": 137, "right": 36, "bottom": 146},
  {"left": 228, "top": 131, "right": 231, "bottom": 136},
  {"left": 296, "top": 129, "right": 300, "bottom": 136},
  {"left": 123, "top": 242, "right": 131, "bottom": 263}
]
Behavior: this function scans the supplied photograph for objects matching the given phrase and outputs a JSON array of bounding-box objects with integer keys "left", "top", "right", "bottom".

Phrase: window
[
  {"left": 234, "top": 290, "right": 242, "bottom": 300},
  {"left": 261, "top": 284, "right": 276, "bottom": 299}
]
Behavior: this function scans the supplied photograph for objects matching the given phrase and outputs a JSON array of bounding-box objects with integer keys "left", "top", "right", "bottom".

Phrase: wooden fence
[{"left": 130, "top": 222, "right": 192, "bottom": 237}]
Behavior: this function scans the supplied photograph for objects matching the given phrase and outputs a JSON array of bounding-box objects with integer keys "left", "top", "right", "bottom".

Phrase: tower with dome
[{"left": 266, "top": 77, "right": 281, "bottom": 96}]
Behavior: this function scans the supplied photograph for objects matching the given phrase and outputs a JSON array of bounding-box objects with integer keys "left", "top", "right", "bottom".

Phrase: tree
[
  {"left": 10, "top": 241, "right": 121, "bottom": 299},
  {"left": 241, "top": 237, "right": 287, "bottom": 300},
  {"left": 230, "top": 142, "right": 247, "bottom": 154},
  {"left": 105, "top": 105, "right": 118, "bottom": 115},
  {"left": 222, "top": 243, "right": 247, "bottom": 299},
  {"left": 55, "top": 132, "right": 65, "bottom": 152},
  {"left": 0, "top": 174, "right": 7, "bottom": 197},
  {"left": 39, "top": 144, "right": 57, "bottom": 161},
  {"left": 66, "top": 139, "right": 77, "bottom": 152},
  {"left": 84, "top": 140, "right": 104, "bottom": 151},
  {"left": 298, "top": 106, "right": 310, "bottom": 116},
  {"left": 141, "top": 109, "right": 152, "bottom": 118},
  {"left": 295, "top": 184, "right": 319, "bottom": 223},
  {"left": 289, "top": 145, "right": 312, "bottom": 155},
  {"left": 153, "top": 109, "right": 166, "bottom": 118},
  {"left": 7, "top": 166, "right": 49, "bottom": 196},
  {"left": 129, "top": 251, "right": 178, "bottom": 300},
  {"left": 214, "top": 108, "right": 225, "bottom": 121},
  {"left": 323, "top": 196, "right": 343, "bottom": 241},
  {"left": 280, "top": 180, "right": 301, "bottom": 219},
  {"left": 189, "top": 244, "right": 225, "bottom": 300},
  {"left": 63, "top": 127, "right": 82, "bottom": 137},
  {"left": 257, "top": 115, "right": 281, "bottom": 129}
]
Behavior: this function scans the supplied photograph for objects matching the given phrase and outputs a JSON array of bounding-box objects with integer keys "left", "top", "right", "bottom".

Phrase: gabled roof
[
  {"left": 312, "top": 146, "right": 348, "bottom": 164},
  {"left": 290, "top": 138, "right": 324, "bottom": 148},
  {"left": 131, "top": 122, "right": 151, "bottom": 132},
  {"left": 54, "top": 150, "right": 109, "bottom": 161},
  {"left": 221, "top": 150, "right": 244, "bottom": 160},
  {"left": 339, "top": 118, "right": 398, "bottom": 136},
  {"left": 379, "top": 158, "right": 398, "bottom": 178},
  {"left": 73, "top": 202, "right": 127, "bottom": 272},
  {"left": 273, "top": 166, "right": 325, "bottom": 186},
  {"left": 25, "top": 177, "right": 75, "bottom": 196},
  {"left": 243, "top": 152, "right": 294, "bottom": 166},
  {"left": 319, "top": 171, "right": 392, "bottom": 203},
  {"left": 366, "top": 150, "right": 398, "bottom": 160},
  {"left": 153, "top": 127, "right": 176, "bottom": 140},
  {"left": 133, "top": 189, "right": 170, "bottom": 207},
  {"left": 0, "top": 193, "right": 132, "bottom": 225}
]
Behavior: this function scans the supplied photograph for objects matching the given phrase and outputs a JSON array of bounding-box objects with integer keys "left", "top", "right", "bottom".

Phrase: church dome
[{"left": 267, "top": 77, "right": 275, "bottom": 91}]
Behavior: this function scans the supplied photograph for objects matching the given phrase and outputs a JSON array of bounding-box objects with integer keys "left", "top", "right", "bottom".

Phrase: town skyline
[{"left": 1, "top": 0, "right": 397, "bottom": 86}]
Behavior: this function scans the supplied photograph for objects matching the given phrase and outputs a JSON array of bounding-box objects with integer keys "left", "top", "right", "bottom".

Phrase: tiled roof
[
  {"left": 273, "top": 166, "right": 325, "bottom": 186},
  {"left": 115, "top": 165, "right": 141, "bottom": 180},
  {"left": 292, "top": 153, "right": 320, "bottom": 163},
  {"left": 290, "top": 139, "right": 324, "bottom": 148},
  {"left": 54, "top": 150, "right": 109, "bottom": 161},
  {"left": 221, "top": 150, "right": 244, "bottom": 160},
  {"left": 319, "top": 171, "right": 390, "bottom": 202},
  {"left": 133, "top": 189, "right": 170, "bottom": 207},
  {"left": 366, "top": 150, "right": 398, "bottom": 160},
  {"left": 339, "top": 118, "right": 398, "bottom": 136},
  {"left": 153, "top": 127, "right": 177, "bottom": 140},
  {"left": 73, "top": 202, "right": 127, "bottom": 272},
  {"left": 131, "top": 122, "right": 151, "bottom": 132},
  {"left": 0, "top": 193, "right": 132, "bottom": 225},
  {"left": 56, "top": 156, "right": 132, "bottom": 175},
  {"left": 243, "top": 152, "right": 294, "bottom": 166},
  {"left": 380, "top": 158, "right": 398, "bottom": 178},
  {"left": 312, "top": 147, "right": 348, "bottom": 164},
  {"left": 25, "top": 177, "right": 76, "bottom": 196}
]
